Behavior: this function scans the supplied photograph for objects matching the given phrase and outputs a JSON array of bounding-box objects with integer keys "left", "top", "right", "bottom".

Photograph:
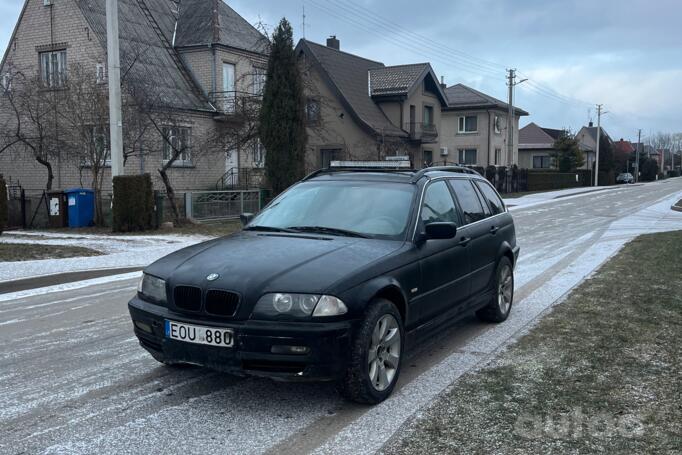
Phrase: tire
[
  {"left": 337, "top": 298, "right": 404, "bottom": 404},
  {"left": 476, "top": 256, "right": 514, "bottom": 323}
]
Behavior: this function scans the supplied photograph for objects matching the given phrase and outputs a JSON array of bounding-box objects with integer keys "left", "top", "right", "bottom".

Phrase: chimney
[
  {"left": 588, "top": 121, "right": 593, "bottom": 127},
  {"left": 440, "top": 75, "right": 446, "bottom": 89},
  {"left": 326, "top": 35, "right": 340, "bottom": 50}
]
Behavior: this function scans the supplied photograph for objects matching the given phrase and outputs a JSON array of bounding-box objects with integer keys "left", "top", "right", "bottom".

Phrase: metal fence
[{"left": 186, "top": 190, "right": 261, "bottom": 221}]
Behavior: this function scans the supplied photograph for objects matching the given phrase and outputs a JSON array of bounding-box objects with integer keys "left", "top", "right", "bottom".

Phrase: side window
[
  {"left": 475, "top": 181, "right": 506, "bottom": 215},
  {"left": 420, "top": 181, "right": 458, "bottom": 225},
  {"left": 449, "top": 179, "right": 486, "bottom": 225}
]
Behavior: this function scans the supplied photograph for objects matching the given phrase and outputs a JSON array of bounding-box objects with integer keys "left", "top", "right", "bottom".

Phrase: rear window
[
  {"left": 448, "top": 179, "right": 486, "bottom": 225},
  {"left": 475, "top": 181, "right": 505, "bottom": 215}
]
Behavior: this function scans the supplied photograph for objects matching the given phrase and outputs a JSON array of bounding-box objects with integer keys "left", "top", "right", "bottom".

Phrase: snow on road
[{"left": 0, "top": 231, "right": 210, "bottom": 282}]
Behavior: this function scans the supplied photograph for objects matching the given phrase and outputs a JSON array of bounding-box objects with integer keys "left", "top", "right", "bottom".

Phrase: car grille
[
  {"left": 173, "top": 285, "right": 202, "bottom": 312},
  {"left": 205, "top": 290, "right": 240, "bottom": 317},
  {"left": 172, "top": 285, "right": 241, "bottom": 317}
]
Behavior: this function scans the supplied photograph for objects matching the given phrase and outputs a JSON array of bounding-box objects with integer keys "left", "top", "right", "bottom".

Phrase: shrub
[
  {"left": 0, "top": 176, "right": 7, "bottom": 235},
  {"left": 112, "top": 174, "right": 154, "bottom": 232},
  {"left": 640, "top": 158, "right": 659, "bottom": 181},
  {"left": 527, "top": 172, "right": 581, "bottom": 191}
]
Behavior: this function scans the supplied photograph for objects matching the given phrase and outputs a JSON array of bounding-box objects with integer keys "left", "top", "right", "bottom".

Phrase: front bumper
[{"left": 128, "top": 297, "right": 355, "bottom": 381}]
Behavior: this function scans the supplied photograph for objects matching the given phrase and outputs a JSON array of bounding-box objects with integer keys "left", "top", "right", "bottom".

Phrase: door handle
[
  {"left": 458, "top": 236, "right": 471, "bottom": 246},
  {"left": 490, "top": 226, "right": 499, "bottom": 234}
]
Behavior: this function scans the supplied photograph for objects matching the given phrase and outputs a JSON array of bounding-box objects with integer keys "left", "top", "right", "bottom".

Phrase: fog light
[
  {"left": 134, "top": 320, "right": 152, "bottom": 334},
  {"left": 271, "top": 345, "right": 310, "bottom": 355}
]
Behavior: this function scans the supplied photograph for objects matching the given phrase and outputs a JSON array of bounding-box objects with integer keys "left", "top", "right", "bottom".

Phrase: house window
[
  {"left": 423, "top": 105, "right": 434, "bottom": 126},
  {"left": 306, "top": 98, "right": 320, "bottom": 124},
  {"left": 92, "top": 126, "right": 110, "bottom": 166},
  {"left": 458, "top": 148, "right": 477, "bottom": 165},
  {"left": 320, "top": 148, "right": 342, "bottom": 168},
  {"left": 253, "top": 140, "right": 266, "bottom": 168},
  {"left": 252, "top": 68, "right": 266, "bottom": 95},
  {"left": 96, "top": 62, "right": 106, "bottom": 84},
  {"left": 162, "top": 126, "right": 191, "bottom": 164},
  {"left": 495, "top": 148, "right": 501, "bottom": 165},
  {"left": 533, "top": 155, "right": 552, "bottom": 169},
  {"left": 423, "top": 149, "right": 433, "bottom": 167},
  {"left": 1, "top": 73, "right": 10, "bottom": 92},
  {"left": 494, "top": 115, "right": 501, "bottom": 134},
  {"left": 39, "top": 49, "right": 67, "bottom": 88},
  {"left": 458, "top": 115, "right": 477, "bottom": 133}
]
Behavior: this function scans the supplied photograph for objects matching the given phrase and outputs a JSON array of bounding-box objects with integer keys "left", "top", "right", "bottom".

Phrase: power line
[{"left": 307, "top": 0, "right": 595, "bottom": 110}]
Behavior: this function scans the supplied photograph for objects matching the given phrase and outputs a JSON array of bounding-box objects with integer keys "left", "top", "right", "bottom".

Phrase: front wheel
[
  {"left": 476, "top": 256, "right": 514, "bottom": 323},
  {"left": 337, "top": 298, "right": 404, "bottom": 404}
]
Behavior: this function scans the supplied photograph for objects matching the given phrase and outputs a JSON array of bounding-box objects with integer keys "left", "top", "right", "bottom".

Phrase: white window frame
[
  {"left": 494, "top": 115, "right": 501, "bottom": 134},
  {"left": 494, "top": 148, "right": 501, "bottom": 165},
  {"left": 39, "top": 49, "right": 67, "bottom": 88},
  {"left": 458, "top": 148, "right": 477, "bottom": 165},
  {"left": 162, "top": 126, "right": 192, "bottom": 165},
  {"left": 458, "top": 115, "right": 477, "bottom": 134},
  {"left": 96, "top": 62, "right": 107, "bottom": 84},
  {"left": 253, "top": 140, "right": 266, "bottom": 168},
  {"left": 1, "top": 73, "right": 10, "bottom": 92}
]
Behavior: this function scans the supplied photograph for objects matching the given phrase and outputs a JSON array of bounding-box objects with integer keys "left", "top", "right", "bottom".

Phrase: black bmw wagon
[{"left": 128, "top": 165, "right": 519, "bottom": 404}]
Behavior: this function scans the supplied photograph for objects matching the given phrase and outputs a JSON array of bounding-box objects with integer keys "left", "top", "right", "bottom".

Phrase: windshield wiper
[
  {"left": 286, "top": 226, "right": 370, "bottom": 238},
  {"left": 244, "top": 225, "right": 297, "bottom": 233}
]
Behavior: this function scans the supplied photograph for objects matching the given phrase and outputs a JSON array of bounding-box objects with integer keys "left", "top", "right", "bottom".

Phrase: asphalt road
[{"left": 1, "top": 179, "right": 681, "bottom": 455}]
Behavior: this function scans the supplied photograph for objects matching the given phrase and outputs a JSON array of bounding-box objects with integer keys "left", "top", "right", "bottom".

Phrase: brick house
[
  {"left": 0, "top": 0, "right": 268, "bottom": 193},
  {"left": 295, "top": 37, "right": 528, "bottom": 171}
]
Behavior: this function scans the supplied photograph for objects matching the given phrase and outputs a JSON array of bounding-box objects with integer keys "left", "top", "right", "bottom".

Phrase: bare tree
[{"left": 0, "top": 67, "right": 63, "bottom": 190}]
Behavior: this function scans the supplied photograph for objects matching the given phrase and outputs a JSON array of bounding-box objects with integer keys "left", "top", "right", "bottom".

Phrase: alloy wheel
[
  {"left": 498, "top": 264, "right": 513, "bottom": 315},
  {"left": 367, "top": 314, "right": 401, "bottom": 392}
]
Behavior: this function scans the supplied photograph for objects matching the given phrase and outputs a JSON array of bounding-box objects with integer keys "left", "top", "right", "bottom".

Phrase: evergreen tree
[
  {"left": 552, "top": 130, "right": 584, "bottom": 171},
  {"left": 259, "top": 18, "right": 307, "bottom": 195}
]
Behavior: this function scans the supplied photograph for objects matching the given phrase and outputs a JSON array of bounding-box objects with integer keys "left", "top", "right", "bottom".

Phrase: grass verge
[
  {"left": 0, "top": 243, "right": 103, "bottom": 261},
  {"left": 385, "top": 230, "right": 682, "bottom": 454},
  {"left": 26, "top": 219, "right": 242, "bottom": 238}
]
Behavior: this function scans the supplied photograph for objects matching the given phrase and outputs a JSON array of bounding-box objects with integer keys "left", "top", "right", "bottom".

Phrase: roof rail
[
  {"left": 302, "top": 166, "right": 416, "bottom": 181},
  {"left": 410, "top": 165, "right": 480, "bottom": 182}
]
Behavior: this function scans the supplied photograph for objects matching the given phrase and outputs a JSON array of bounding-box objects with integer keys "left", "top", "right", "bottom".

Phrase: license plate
[{"left": 165, "top": 320, "right": 234, "bottom": 348}]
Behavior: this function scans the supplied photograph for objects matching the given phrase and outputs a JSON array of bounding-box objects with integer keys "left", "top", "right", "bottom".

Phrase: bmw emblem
[{"left": 206, "top": 273, "right": 220, "bottom": 281}]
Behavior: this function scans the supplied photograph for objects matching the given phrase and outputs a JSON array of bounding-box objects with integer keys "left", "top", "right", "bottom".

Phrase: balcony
[
  {"left": 405, "top": 122, "right": 438, "bottom": 143},
  {"left": 210, "top": 91, "right": 261, "bottom": 122}
]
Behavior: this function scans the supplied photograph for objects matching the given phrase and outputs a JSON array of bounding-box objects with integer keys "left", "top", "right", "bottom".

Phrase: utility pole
[
  {"left": 635, "top": 129, "right": 642, "bottom": 182},
  {"left": 506, "top": 69, "right": 527, "bottom": 168},
  {"left": 593, "top": 104, "right": 607, "bottom": 186},
  {"left": 106, "top": 0, "right": 124, "bottom": 179}
]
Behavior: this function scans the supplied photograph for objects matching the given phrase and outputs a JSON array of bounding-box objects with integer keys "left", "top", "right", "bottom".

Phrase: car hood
[{"left": 146, "top": 231, "right": 404, "bottom": 298}]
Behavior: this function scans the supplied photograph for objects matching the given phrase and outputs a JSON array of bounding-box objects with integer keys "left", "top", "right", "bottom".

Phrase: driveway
[{"left": 1, "top": 178, "right": 681, "bottom": 454}]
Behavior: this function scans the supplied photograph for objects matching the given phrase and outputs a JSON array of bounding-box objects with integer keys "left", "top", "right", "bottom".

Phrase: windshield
[{"left": 248, "top": 181, "right": 416, "bottom": 239}]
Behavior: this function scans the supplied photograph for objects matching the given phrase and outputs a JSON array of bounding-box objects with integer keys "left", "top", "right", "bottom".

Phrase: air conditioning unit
[
  {"left": 440, "top": 147, "right": 449, "bottom": 156},
  {"left": 44, "top": 0, "right": 53, "bottom": 6}
]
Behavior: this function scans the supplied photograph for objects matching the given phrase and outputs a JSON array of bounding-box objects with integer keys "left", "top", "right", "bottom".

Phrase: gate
[
  {"left": 6, "top": 185, "right": 26, "bottom": 230},
  {"left": 186, "top": 190, "right": 261, "bottom": 222}
]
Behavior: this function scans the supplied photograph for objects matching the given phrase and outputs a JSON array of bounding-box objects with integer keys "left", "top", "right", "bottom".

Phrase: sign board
[{"left": 49, "top": 197, "right": 60, "bottom": 216}]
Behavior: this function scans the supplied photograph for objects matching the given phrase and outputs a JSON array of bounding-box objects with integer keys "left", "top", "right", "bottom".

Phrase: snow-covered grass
[{"left": 0, "top": 231, "right": 213, "bottom": 283}]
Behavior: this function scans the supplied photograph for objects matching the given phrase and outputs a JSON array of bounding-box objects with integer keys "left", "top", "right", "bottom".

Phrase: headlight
[
  {"left": 252, "top": 293, "right": 347, "bottom": 319},
  {"left": 137, "top": 274, "right": 167, "bottom": 304}
]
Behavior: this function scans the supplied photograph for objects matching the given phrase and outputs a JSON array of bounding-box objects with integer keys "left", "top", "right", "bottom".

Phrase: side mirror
[
  {"left": 424, "top": 222, "right": 457, "bottom": 240},
  {"left": 240, "top": 212, "right": 254, "bottom": 227}
]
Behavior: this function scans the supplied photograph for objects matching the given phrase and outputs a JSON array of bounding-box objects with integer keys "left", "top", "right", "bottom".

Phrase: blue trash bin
[{"left": 65, "top": 188, "right": 95, "bottom": 228}]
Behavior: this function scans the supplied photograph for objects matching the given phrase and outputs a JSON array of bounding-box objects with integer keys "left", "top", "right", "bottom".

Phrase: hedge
[
  {"left": 527, "top": 172, "right": 581, "bottom": 191},
  {"left": 112, "top": 173, "right": 154, "bottom": 232},
  {"left": 0, "top": 176, "right": 7, "bottom": 235}
]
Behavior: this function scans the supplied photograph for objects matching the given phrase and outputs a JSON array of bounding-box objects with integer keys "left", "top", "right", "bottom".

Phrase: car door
[
  {"left": 448, "top": 178, "right": 493, "bottom": 299},
  {"left": 415, "top": 180, "right": 471, "bottom": 324}
]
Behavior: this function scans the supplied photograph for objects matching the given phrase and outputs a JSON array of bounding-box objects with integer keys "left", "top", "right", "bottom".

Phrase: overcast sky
[{"left": 2, "top": 0, "right": 680, "bottom": 141}]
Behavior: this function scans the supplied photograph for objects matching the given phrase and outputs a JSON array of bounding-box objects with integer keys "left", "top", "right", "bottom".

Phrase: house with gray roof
[
  {"left": 296, "top": 37, "right": 448, "bottom": 170},
  {"left": 518, "top": 122, "right": 564, "bottom": 169},
  {"left": 0, "top": 0, "right": 268, "bottom": 193},
  {"left": 440, "top": 83, "right": 528, "bottom": 167},
  {"left": 575, "top": 122, "right": 612, "bottom": 171}
]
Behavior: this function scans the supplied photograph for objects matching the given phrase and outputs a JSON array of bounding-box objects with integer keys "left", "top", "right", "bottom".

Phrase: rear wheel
[
  {"left": 476, "top": 256, "right": 514, "bottom": 323},
  {"left": 337, "top": 298, "right": 404, "bottom": 404}
]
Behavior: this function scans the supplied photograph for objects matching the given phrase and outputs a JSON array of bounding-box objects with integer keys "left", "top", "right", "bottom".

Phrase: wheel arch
[{"left": 354, "top": 277, "right": 409, "bottom": 324}]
